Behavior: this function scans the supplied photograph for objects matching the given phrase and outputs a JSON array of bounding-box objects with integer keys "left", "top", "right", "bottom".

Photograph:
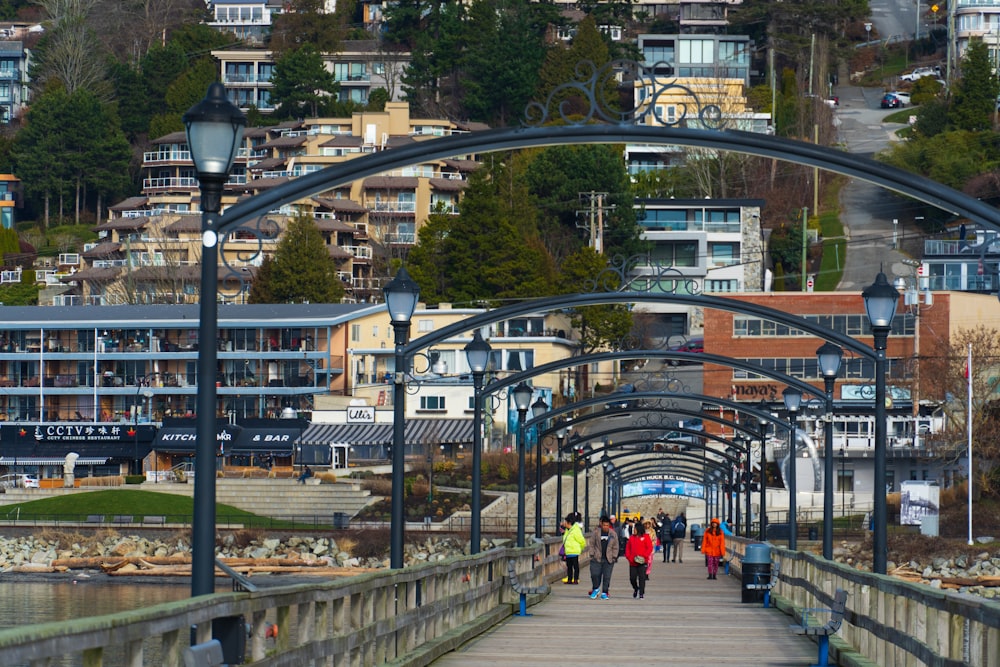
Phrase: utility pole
[
  {"left": 801, "top": 207, "right": 809, "bottom": 291},
  {"left": 576, "top": 192, "right": 613, "bottom": 253}
]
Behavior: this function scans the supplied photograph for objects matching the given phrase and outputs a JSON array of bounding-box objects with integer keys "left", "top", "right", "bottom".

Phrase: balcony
[
  {"left": 371, "top": 201, "right": 416, "bottom": 213},
  {"left": 345, "top": 245, "right": 373, "bottom": 260},
  {"left": 143, "top": 150, "right": 191, "bottom": 164},
  {"left": 143, "top": 177, "right": 198, "bottom": 192}
]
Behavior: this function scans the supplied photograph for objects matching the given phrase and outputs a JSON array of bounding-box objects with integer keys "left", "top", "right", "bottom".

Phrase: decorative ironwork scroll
[
  {"left": 582, "top": 254, "right": 702, "bottom": 295},
  {"left": 217, "top": 215, "right": 282, "bottom": 298},
  {"left": 524, "top": 59, "right": 725, "bottom": 130}
]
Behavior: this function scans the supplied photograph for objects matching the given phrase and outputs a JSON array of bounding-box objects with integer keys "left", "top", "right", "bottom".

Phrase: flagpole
[{"left": 967, "top": 342, "right": 973, "bottom": 546}]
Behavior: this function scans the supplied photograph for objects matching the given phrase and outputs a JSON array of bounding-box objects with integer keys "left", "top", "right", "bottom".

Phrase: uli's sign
[{"left": 347, "top": 406, "right": 375, "bottom": 423}]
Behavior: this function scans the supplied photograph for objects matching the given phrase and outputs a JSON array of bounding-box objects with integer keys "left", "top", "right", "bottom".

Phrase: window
[
  {"left": 420, "top": 396, "right": 446, "bottom": 411},
  {"left": 351, "top": 324, "right": 361, "bottom": 342},
  {"left": 372, "top": 325, "right": 378, "bottom": 338},
  {"left": 417, "top": 319, "right": 433, "bottom": 332},
  {"left": 837, "top": 468, "right": 853, "bottom": 494},
  {"left": 373, "top": 62, "right": 385, "bottom": 75},
  {"left": 679, "top": 39, "right": 713, "bottom": 64},
  {"left": 709, "top": 242, "right": 739, "bottom": 267},
  {"left": 650, "top": 241, "right": 697, "bottom": 267}
]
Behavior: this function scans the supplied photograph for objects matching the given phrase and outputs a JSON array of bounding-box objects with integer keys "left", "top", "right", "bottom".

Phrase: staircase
[{"left": 0, "top": 479, "right": 376, "bottom": 523}]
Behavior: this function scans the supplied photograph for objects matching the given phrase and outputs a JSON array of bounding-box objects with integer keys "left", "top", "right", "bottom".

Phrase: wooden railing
[
  {"left": 0, "top": 540, "right": 565, "bottom": 667},
  {"left": 728, "top": 537, "right": 1000, "bottom": 667}
]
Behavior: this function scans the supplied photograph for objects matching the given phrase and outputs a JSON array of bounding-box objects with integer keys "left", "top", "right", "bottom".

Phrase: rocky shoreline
[{"left": 3, "top": 532, "right": 998, "bottom": 600}]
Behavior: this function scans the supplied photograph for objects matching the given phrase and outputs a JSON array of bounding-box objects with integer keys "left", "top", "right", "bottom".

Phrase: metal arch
[
  {"left": 481, "top": 350, "right": 824, "bottom": 401},
  {"left": 561, "top": 433, "right": 739, "bottom": 470},
  {"left": 603, "top": 447, "right": 734, "bottom": 472},
  {"left": 522, "top": 391, "right": 791, "bottom": 434},
  {"left": 542, "top": 405, "right": 753, "bottom": 447},
  {"left": 405, "top": 292, "right": 875, "bottom": 360},
  {"left": 614, "top": 458, "right": 729, "bottom": 481},
  {"left": 216, "top": 123, "right": 1000, "bottom": 236},
  {"left": 562, "top": 424, "right": 739, "bottom": 457}
]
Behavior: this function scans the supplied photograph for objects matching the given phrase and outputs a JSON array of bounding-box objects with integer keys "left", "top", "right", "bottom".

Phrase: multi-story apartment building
[
  {"left": 69, "top": 103, "right": 484, "bottom": 306},
  {"left": 206, "top": 0, "right": 284, "bottom": 46},
  {"left": 301, "top": 304, "right": 584, "bottom": 460},
  {"left": 629, "top": 198, "right": 765, "bottom": 336},
  {"left": 0, "top": 174, "right": 20, "bottom": 230},
  {"left": 701, "top": 291, "right": 1000, "bottom": 505},
  {"left": 918, "top": 224, "right": 1000, "bottom": 294},
  {"left": 213, "top": 41, "right": 410, "bottom": 111},
  {"left": 0, "top": 302, "right": 373, "bottom": 478},
  {"left": 0, "top": 35, "right": 30, "bottom": 126}
]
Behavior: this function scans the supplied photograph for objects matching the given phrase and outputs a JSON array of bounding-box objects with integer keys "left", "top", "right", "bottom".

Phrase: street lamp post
[
  {"left": 512, "top": 382, "right": 533, "bottom": 548},
  {"left": 464, "top": 331, "right": 490, "bottom": 554},
  {"left": 863, "top": 271, "right": 899, "bottom": 575},
  {"left": 757, "top": 399, "right": 769, "bottom": 541},
  {"left": 783, "top": 386, "right": 802, "bottom": 550},
  {"left": 384, "top": 267, "right": 421, "bottom": 569},
  {"left": 572, "top": 441, "right": 584, "bottom": 515},
  {"left": 531, "top": 397, "right": 548, "bottom": 538},
  {"left": 554, "top": 423, "right": 568, "bottom": 531},
  {"left": 183, "top": 82, "right": 246, "bottom": 598},
  {"left": 817, "top": 342, "right": 844, "bottom": 559},
  {"left": 840, "top": 447, "right": 847, "bottom": 517},
  {"left": 584, "top": 450, "right": 592, "bottom": 530}
]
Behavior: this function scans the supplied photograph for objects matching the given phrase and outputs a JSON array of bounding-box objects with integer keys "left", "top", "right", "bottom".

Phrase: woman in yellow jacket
[
  {"left": 561, "top": 513, "right": 587, "bottom": 584},
  {"left": 701, "top": 517, "right": 726, "bottom": 580}
]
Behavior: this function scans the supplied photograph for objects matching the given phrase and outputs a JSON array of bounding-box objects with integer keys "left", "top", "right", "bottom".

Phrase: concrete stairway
[{"left": 0, "top": 479, "right": 376, "bottom": 522}]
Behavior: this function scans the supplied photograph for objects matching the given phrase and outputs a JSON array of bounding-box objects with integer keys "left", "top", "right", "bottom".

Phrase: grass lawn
[{"left": 0, "top": 489, "right": 304, "bottom": 528}]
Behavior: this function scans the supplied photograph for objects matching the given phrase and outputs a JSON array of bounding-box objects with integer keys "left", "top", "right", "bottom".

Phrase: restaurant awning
[
  {"left": 231, "top": 425, "right": 305, "bottom": 454},
  {"left": 294, "top": 419, "right": 473, "bottom": 446},
  {"left": 0, "top": 457, "right": 108, "bottom": 465},
  {"left": 152, "top": 424, "right": 243, "bottom": 453}
]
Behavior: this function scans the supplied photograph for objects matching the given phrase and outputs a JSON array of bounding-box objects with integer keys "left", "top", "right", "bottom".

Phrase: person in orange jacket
[{"left": 701, "top": 517, "right": 726, "bottom": 580}]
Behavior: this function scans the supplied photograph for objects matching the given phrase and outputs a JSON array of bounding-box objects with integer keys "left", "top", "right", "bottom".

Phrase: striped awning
[
  {"left": 295, "top": 419, "right": 473, "bottom": 446},
  {"left": 0, "top": 457, "right": 108, "bottom": 465}
]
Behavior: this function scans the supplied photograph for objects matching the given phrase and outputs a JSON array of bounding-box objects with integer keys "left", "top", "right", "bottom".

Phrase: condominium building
[{"left": 0, "top": 36, "right": 30, "bottom": 125}]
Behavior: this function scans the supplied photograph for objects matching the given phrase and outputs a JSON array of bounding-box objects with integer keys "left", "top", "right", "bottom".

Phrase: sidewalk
[{"left": 431, "top": 553, "right": 819, "bottom": 666}]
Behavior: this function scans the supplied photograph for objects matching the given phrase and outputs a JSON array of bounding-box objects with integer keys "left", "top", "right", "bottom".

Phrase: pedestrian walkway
[{"left": 431, "top": 552, "right": 822, "bottom": 666}]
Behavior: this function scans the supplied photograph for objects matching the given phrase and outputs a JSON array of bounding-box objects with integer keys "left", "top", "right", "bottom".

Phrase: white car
[
  {"left": 900, "top": 67, "right": 940, "bottom": 82},
  {"left": 888, "top": 91, "right": 911, "bottom": 105}
]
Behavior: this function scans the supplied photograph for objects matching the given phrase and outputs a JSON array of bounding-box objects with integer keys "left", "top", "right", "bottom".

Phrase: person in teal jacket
[{"left": 561, "top": 512, "right": 587, "bottom": 584}]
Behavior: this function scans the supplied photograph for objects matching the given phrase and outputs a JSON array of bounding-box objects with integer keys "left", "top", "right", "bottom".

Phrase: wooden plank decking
[{"left": 432, "top": 555, "right": 823, "bottom": 666}]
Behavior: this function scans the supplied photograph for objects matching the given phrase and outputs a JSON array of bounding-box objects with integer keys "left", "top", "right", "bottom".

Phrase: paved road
[
  {"left": 431, "top": 555, "right": 819, "bottom": 666},
  {"left": 831, "top": 85, "right": 917, "bottom": 290}
]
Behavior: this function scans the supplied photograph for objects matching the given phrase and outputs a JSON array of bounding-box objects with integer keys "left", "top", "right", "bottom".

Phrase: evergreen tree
[
  {"left": 407, "top": 159, "right": 555, "bottom": 305},
  {"left": 461, "top": 0, "right": 552, "bottom": 125},
  {"left": 558, "top": 246, "right": 633, "bottom": 354},
  {"left": 536, "top": 16, "right": 614, "bottom": 119},
  {"left": 950, "top": 39, "right": 999, "bottom": 132},
  {"left": 269, "top": 0, "right": 343, "bottom": 56},
  {"left": 249, "top": 215, "right": 345, "bottom": 304},
  {"left": 270, "top": 45, "right": 340, "bottom": 119}
]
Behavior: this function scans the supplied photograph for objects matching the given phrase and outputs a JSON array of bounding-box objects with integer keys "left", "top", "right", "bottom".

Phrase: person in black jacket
[
  {"left": 670, "top": 513, "right": 687, "bottom": 563},
  {"left": 657, "top": 513, "right": 673, "bottom": 562}
]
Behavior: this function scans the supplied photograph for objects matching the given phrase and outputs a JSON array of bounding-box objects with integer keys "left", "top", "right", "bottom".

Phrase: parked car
[
  {"left": 667, "top": 336, "right": 705, "bottom": 365},
  {"left": 880, "top": 93, "right": 904, "bottom": 109},
  {"left": 900, "top": 66, "right": 941, "bottom": 82},
  {"left": 887, "top": 91, "right": 911, "bottom": 105},
  {"left": 0, "top": 474, "right": 39, "bottom": 489}
]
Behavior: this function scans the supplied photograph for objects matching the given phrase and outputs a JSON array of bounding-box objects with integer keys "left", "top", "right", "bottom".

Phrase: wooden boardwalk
[{"left": 432, "top": 554, "right": 823, "bottom": 666}]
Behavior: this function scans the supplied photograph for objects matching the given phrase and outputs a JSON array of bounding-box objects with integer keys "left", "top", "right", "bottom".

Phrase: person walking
[
  {"left": 561, "top": 513, "right": 586, "bottom": 585},
  {"left": 691, "top": 521, "right": 704, "bottom": 551},
  {"left": 625, "top": 522, "right": 654, "bottom": 599},
  {"left": 658, "top": 513, "right": 672, "bottom": 562},
  {"left": 587, "top": 515, "right": 619, "bottom": 600},
  {"left": 670, "top": 513, "right": 687, "bottom": 563},
  {"left": 702, "top": 517, "right": 726, "bottom": 580},
  {"left": 642, "top": 519, "right": 656, "bottom": 579}
]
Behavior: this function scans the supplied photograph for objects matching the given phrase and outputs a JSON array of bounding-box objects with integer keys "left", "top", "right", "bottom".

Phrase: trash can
[
  {"left": 333, "top": 512, "right": 348, "bottom": 529},
  {"left": 741, "top": 543, "right": 771, "bottom": 603},
  {"left": 808, "top": 525, "right": 818, "bottom": 541}
]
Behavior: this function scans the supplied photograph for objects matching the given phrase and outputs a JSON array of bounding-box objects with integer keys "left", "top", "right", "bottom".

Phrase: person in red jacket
[
  {"left": 702, "top": 517, "right": 726, "bottom": 580},
  {"left": 624, "top": 521, "right": 654, "bottom": 599}
]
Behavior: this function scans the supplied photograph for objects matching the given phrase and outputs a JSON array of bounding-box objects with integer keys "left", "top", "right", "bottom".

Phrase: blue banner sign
[{"left": 622, "top": 479, "right": 705, "bottom": 499}]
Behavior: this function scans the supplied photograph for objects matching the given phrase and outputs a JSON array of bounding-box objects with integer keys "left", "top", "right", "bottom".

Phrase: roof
[
  {"left": 247, "top": 157, "right": 287, "bottom": 172},
  {"left": 0, "top": 303, "right": 381, "bottom": 329},
  {"left": 109, "top": 196, "right": 148, "bottom": 211},
  {"left": 258, "top": 135, "right": 307, "bottom": 150},
  {"left": 313, "top": 197, "right": 367, "bottom": 213},
  {"left": 327, "top": 245, "right": 352, "bottom": 259},
  {"left": 92, "top": 218, "right": 149, "bottom": 232},
  {"left": 60, "top": 267, "right": 121, "bottom": 283},
  {"left": 320, "top": 136, "right": 364, "bottom": 148},
  {"left": 363, "top": 176, "right": 419, "bottom": 189},
  {"left": 314, "top": 218, "right": 358, "bottom": 233},
  {"left": 429, "top": 178, "right": 466, "bottom": 192},
  {"left": 150, "top": 131, "right": 187, "bottom": 145},
  {"left": 81, "top": 242, "right": 122, "bottom": 258},
  {"left": 441, "top": 159, "right": 480, "bottom": 172}
]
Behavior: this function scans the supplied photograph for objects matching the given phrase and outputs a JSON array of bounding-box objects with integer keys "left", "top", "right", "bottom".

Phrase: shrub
[
  {"left": 124, "top": 475, "right": 145, "bottom": 485},
  {"left": 315, "top": 471, "right": 337, "bottom": 483},
  {"left": 361, "top": 478, "right": 393, "bottom": 496}
]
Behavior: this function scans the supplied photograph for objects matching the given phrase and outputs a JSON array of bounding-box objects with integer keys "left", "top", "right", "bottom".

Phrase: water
[
  {"left": 0, "top": 578, "right": 190, "bottom": 666},
  {"left": 0, "top": 579, "right": 190, "bottom": 628}
]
